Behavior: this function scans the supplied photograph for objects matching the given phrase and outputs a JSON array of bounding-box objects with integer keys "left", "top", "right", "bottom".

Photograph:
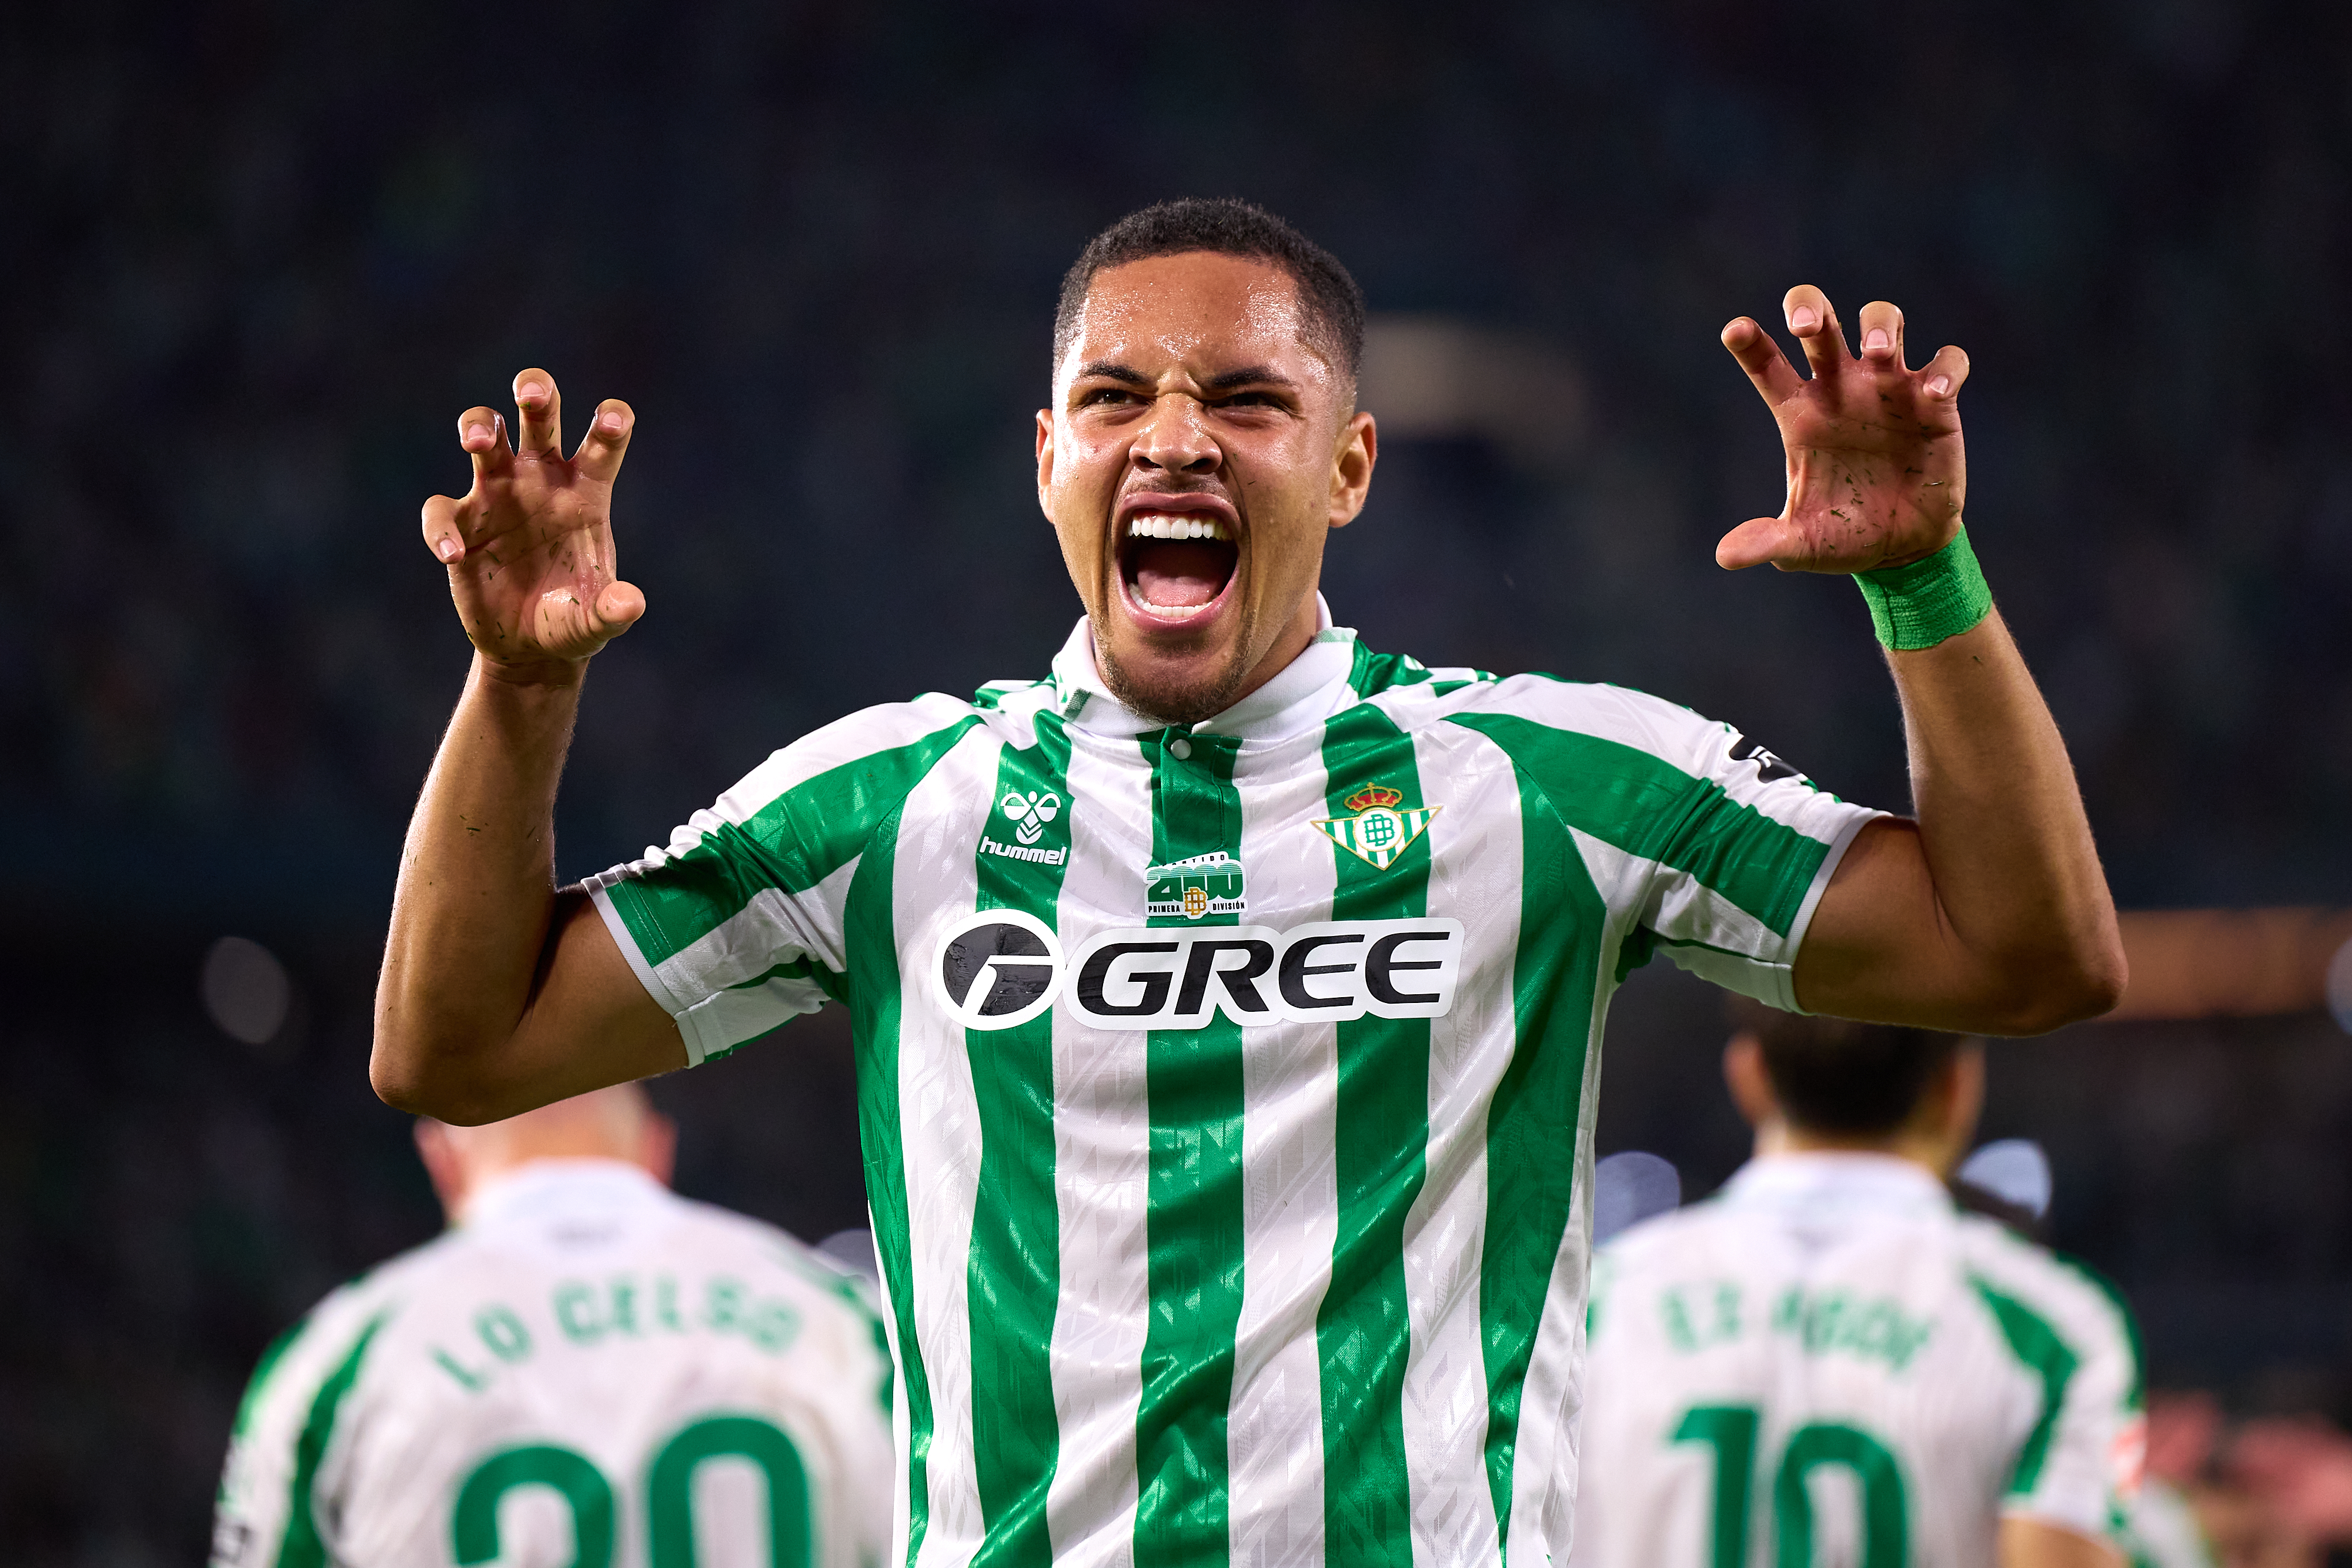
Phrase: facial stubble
[{"left": 1095, "top": 599, "right": 1262, "bottom": 730}]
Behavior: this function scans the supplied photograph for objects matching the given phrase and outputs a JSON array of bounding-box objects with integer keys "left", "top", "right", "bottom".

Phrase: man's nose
[{"left": 1131, "top": 395, "right": 1220, "bottom": 474}]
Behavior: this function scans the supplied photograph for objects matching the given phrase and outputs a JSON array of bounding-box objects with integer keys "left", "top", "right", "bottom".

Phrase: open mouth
[{"left": 1117, "top": 508, "right": 1240, "bottom": 627}]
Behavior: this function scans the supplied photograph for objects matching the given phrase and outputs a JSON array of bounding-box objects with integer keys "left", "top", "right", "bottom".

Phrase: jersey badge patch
[
  {"left": 1314, "top": 784, "right": 1439, "bottom": 871},
  {"left": 1146, "top": 852, "right": 1247, "bottom": 920}
]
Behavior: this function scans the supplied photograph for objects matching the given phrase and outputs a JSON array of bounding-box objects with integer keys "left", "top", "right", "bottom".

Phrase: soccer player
[
  {"left": 210, "top": 1086, "right": 893, "bottom": 1567},
  {"left": 1576, "top": 1007, "right": 2144, "bottom": 1568},
  {"left": 372, "top": 198, "right": 2126, "bottom": 1564}
]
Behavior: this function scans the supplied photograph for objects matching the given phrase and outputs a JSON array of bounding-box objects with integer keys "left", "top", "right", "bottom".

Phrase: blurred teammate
[
  {"left": 1578, "top": 1007, "right": 2143, "bottom": 1567},
  {"left": 211, "top": 1086, "right": 892, "bottom": 1568}
]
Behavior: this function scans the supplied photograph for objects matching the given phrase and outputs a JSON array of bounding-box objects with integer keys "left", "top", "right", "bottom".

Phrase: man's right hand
[
  {"left": 379, "top": 368, "right": 682, "bottom": 1126},
  {"left": 422, "top": 369, "right": 646, "bottom": 674}
]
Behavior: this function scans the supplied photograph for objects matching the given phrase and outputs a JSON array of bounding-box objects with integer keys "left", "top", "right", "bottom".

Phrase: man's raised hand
[
  {"left": 1716, "top": 286, "right": 1972, "bottom": 574},
  {"left": 420, "top": 369, "right": 645, "bottom": 676}
]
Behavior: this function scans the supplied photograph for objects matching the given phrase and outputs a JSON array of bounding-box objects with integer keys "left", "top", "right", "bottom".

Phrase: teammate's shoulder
[
  {"left": 1598, "top": 1194, "right": 1739, "bottom": 1272},
  {"left": 1959, "top": 1217, "right": 2138, "bottom": 1339},
  {"left": 665, "top": 1201, "right": 887, "bottom": 1318}
]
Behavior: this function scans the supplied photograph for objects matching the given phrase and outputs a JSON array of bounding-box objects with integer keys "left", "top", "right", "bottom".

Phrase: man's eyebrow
[
  {"left": 1069, "top": 361, "right": 1300, "bottom": 394},
  {"left": 1202, "top": 365, "right": 1297, "bottom": 393}
]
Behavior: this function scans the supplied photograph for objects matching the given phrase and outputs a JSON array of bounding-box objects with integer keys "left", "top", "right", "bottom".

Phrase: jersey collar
[
  {"left": 459, "top": 1158, "right": 670, "bottom": 1231},
  {"left": 1721, "top": 1151, "right": 1952, "bottom": 1217},
  {"left": 1048, "top": 594, "right": 1362, "bottom": 743}
]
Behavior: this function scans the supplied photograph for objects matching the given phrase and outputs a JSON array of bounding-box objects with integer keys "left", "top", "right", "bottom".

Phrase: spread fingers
[
  {"left": 422, "top": 493, "right": 467, "bottom": 564},
  {"left": 1856, "top": 300, "right": 1906, "bottom": 370},
  {"left": 574, "top": 399, "right": 634, "bottom": 483},
  {"left": 1918, "top": 343, "right": 1972, "bottom": 402},
  {"left": 1721, "top": 316, "right": 1805, "bottom": 406},
  {"left": 1782, "top": 285, "right": 1848, "bottom": 379},
  {"left": 513, "top": 368, "right": 563, "bottom": 457},
  {"left": 460, "top": 406, "right": 512, "bottom": 485}
]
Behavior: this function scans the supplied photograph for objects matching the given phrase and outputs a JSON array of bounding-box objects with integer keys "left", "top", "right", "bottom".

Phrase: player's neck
[{"left": 1756, "top": 1121, "right": 1955, "bottom": 1179}]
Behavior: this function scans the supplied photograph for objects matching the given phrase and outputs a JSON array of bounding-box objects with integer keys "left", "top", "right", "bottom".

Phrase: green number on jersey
[
  {"left": 649, "top": 1414, "right": 813, "bottom": 1568},
  {"left": 452, "top": 1445, "right": 616, "bottom": 1568},
  {"left": 452, "top": 1414, "right": 810, "bottom": 1567},
  {"left": 1775, "top": 1422, "right": 1907, "bottom": 1568},
  {"left": 1672, "top": 1406, "right": 1759, "bottom": 1568},
  {"left": 1666, "top": 1406, "right": 1910, "bottom": 1567}
]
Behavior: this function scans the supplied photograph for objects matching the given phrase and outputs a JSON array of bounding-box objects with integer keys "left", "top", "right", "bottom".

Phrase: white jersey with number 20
[
  {"left": 212, "top": 1160, "right": 894, "bottom": 1568},
  {"left": 1576, "top": 1154, "right": 2143, "bottom": 1568}
]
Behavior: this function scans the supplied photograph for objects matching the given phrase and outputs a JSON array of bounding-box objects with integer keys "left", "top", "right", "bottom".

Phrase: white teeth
[{"left": 1125, "top": 514, "right": 1230, "bottom": 541}]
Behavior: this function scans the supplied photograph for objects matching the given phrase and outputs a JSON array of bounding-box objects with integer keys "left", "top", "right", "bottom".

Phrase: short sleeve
[
  {"left": 585, "top": 696, "right": 977, "bottom": 1066},
  {"left": 1446, "top": 678, "right": 1884, "bottom": 1011},
  {"left": 1972, "top": 1258, "right": 2146, "bottom": 1543},
  {"left": 211, "top": 1292, "right": 386, "bottom": 1568}
]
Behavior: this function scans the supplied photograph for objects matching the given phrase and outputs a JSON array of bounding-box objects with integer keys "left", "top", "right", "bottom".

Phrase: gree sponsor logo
[
  {"left": 933, "top": 909, "right": 1065, "bottom": 1031},
  {"left": 930, "top": 915, "right": 1466, "bottom": 1032},
  {"left": 1145, "top": 851, "right": 1246, "bottom": 920},
  {"left": 1069, "top": 918, "right": 1464, "bottom": 1029}
]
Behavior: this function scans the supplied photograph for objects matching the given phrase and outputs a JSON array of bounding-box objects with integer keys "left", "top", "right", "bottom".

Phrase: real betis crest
[
  {"left": 1313, "top": 784, "right": 1440, "bottom": 871},
  {"left": 1145, "top": 851, "right": 1247, "bottom": 920}
]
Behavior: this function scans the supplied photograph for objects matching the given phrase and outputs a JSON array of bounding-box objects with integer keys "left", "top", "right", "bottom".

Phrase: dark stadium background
[{"left": 8, "top": 1, "right": 2352, "bottom": 1557}]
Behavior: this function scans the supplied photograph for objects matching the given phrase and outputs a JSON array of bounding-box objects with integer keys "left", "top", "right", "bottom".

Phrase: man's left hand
[{"left": 1716, "top": 286, "right": 1970, "bottom": 574}]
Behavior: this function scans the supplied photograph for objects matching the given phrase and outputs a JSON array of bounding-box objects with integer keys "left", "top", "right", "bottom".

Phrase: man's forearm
[
  {"left": 1889, "top": 608, "right": 2125, "bottom": 1026},
  {"left": 372, "top": 655, "right": 584, "bottom": 1111}
]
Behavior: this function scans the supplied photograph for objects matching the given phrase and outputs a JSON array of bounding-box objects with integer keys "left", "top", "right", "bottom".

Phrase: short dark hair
[
  {"left": 1727, "top": 997, "right": 1963, "bottom": 1138},
  {"left": 1053, "top": 198, "right": 1367, "bottom": 380}
]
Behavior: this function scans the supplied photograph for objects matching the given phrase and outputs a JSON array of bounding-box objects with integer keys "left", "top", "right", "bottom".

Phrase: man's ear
[
  {"left": 1328, "top": 409, "right": 1377, "bottom": 529},
  {"left": 1723, "top": 1034, "right": 1779, "bottom": 1129},
  {"left": 634, "top": 1111, "right": 679, "bottom": 1189},
  {"left": 413, "top": 1120, "right": 468, "bottom": 1226},
  {"left": 1943, "top": 1042, "right": 1987, "bottom": 1148},
  {"left": 1036, "top": 409, "right": 1056, "bottom": 513}
]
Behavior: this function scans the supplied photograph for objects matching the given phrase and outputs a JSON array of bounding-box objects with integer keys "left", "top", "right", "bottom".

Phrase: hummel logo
[{"left": 1000, "top": 788, "right": 1062, "bottom": 846}]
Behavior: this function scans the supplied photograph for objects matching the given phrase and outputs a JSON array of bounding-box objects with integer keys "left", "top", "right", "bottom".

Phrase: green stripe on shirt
[
  {"left": 1476, "top": 745, "right": 1610, "bottom": 1539},
  {"left": 966, "top": 715, "right": 1075, "bottom": 1567},
  {"left": 1446, "top": 711, "right": 1829, "bottom": 935},
  {"left": 272, "top": 1314, "right": 387, "bottom": 1568},
  {"left": 1970, "top": 1275, "right": 2083, "bottom": 1497},
  {"left": 1132, "top": 728, "right": 1248, "bottom": 1568},
  {"left": 1314, "top": 704, "right": 1432, "bottom": 1567},
  {"left": 848, "top": 817, "right": 934, "bottom": 1568},
  {"left": 606, "top": 717, "right": 978, "bottom": 968}
]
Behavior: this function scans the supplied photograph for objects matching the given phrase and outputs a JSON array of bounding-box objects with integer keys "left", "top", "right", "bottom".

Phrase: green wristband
[{"left": 1853, "top": 528, "right": 1993, "bottom": 650}]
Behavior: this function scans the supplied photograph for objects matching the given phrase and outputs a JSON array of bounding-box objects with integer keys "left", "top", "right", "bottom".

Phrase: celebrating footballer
[{"left": 374, "top": 199, "right": 2126, "bottom": 1566}]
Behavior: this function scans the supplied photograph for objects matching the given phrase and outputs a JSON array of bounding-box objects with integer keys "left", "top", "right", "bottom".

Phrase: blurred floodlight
[
  {"left": 816, "top": 1228, "right": 880, "bottom": 1283},
  {"left": 1956, "top": 1139, "right": 2053, "bottom": 1220},
  {"left": 1357, "top": 315, "right": 1585, "bottom": 470},
  {"left": 2329, "top": 937, "right": 2352, "bottom": 1034},
  {"left": 1592, "top": 1151, "right": 1682, "bottom": 1245},
  {"left": 201, "top": 935, "right": 292, "bottom": 1046}
]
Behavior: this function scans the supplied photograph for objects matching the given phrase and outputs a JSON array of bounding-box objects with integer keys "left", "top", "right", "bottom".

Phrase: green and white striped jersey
[
  {"left": 585, "top": 607, "right": 1880, "bottom": 1567},
  {"left": 1575, "top": 1154, "right": 2145, "bottom": 1568},
  {"left": 212, "top": 1161, "right": 894, "bottom": 1568}
]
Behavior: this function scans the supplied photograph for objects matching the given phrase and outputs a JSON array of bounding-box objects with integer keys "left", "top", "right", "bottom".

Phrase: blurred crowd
[{"left": 7, "top": 0, "right": 2352, "bottom": 1560}]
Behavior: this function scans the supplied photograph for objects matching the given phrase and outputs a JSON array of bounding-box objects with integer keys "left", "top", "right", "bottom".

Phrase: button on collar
[{"left": 1168, "top": 737, "right": 1193, "bottom": 761}]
